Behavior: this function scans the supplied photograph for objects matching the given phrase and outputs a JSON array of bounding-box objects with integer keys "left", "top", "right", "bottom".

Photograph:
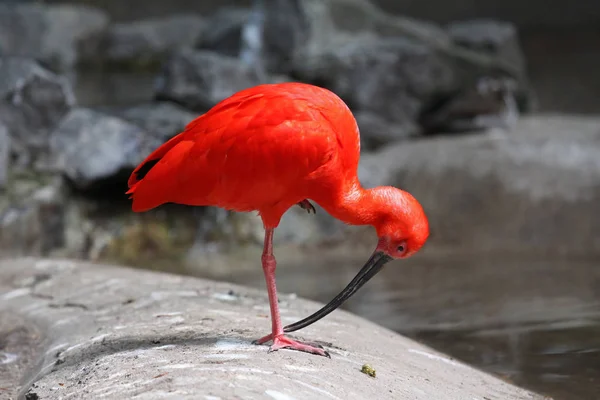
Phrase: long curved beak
[{"left": 283, "top": 250, "right": 393, "bottom": 333}]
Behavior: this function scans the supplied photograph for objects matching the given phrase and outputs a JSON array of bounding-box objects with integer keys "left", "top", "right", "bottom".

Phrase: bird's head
[
  {"left": 372, "top": 186, "right": 430, "bottom": 259},
  {"left": 283, "top": 186, "right": 429, "bottom": 334}
]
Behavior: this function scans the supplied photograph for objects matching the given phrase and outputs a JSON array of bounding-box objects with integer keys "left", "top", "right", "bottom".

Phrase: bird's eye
[{"left": 397, "top": 245, "right": 405, "bottom": 253}]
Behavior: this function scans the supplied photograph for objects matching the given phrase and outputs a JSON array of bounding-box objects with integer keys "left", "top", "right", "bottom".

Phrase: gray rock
[
  {"left": 263, "top": 0, "right": 451, "bottom": 72},
  {"left": 0, "top": 3, "right": 109, "bottom": 72},
  {"left": 109, "top": 101, "right": 198, "bottom": 142},
  {"left": 258, "top": 0, "right": 310, "bottom": 73},
  {"left": 294, "top": 34, "right": 457, "bottom": 126},
  {"left": 355, "top": 111, "right": 420, "bottom": 150},
  {"left": 447, "top": 19, "right": 531, "bottom": 111},
  {"left": 103, "top": 14, "right": 205, "bottom": 69},
  {"left": 0, "top": 178, "right": 65, "bottom": 257},
  {"left": 154, "top": 49, "right": 264, "bottom": 112},
  {"left": 447, "top": 19, "right": 527, "bottom": 80},
  {"left": 0, "top": 257, "right": 544, "bottom": 400},
  {"left": 357, "top": 114, "right": 600, "bottom": 253},
  {"left": 196, "top": 1, "right": 450, "bottom": 75},
  {"left": 197, "top": 7, "right": 250, "bottom": 57},
  {"left": 0, "top": 123, "right": 9, "bottom": 188},
  {"left": 0, "top": 57, "right": 75, "bottom": 169},
  {"left": 49, "top": 108, "right": 154, "bottom": 189},
  {"left": 419, "top": 76, "right": 520, "bottom": 134}
]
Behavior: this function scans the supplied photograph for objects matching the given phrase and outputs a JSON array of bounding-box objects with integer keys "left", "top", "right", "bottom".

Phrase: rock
[
  {"left": 419, "top": 76, "right": 520, "bottom": 134},
  {"left": 0, "top": 123, "right": 9, "bottom": 188},
  {"left": 0, "top": 257, "right": 544, "bottom": 400},
  {"left": 261, "top": 0, "right": 451, "bottom": 73},
  {"left": 0, "top": 3, "right": 109, "bottom": 72},
  {"left": 294, "top": 34, "right": 457, "bottom": 126},
  {"left": 447, "top": 19, "right": 527, "bottom": 81},
  {"left": 446, "top": 19, "right": 531, "bottom": 111},
  {"left": 102, "top": 15, "right": 205, "bottom": 70},
  {"left": 257, "top": 0, "right": 310, "bottom": 73},
  {"left": 0, "top": 178, "right": 65, "bottom": 257},
  {"left": 258, "top": 0, "right": 523, "bottom": 80},
  {"left": 197, "top": 7, "right": 250, "bottom": 57},
  {"left": 357, "top": 114, "right": 600, "bottom": 254},
  {"left": 0, "top": 57, "right": 75, "bottom": 169},
  {"left": 108, "top": 101, "right": 198, "bottom": 142},
  {"left": 49, "top": 108, "right": 155, "bottom": 189},
  {"left": 355, "top": 111, "right": 420, "bottom": 150},
  {"left": 154, "top": 49, "right": 264, "bottom": 112}
]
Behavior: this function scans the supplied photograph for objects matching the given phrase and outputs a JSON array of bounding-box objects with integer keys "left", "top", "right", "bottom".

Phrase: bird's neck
[{"left": 318, "top": 179, "right": 380, "bottom": 227}]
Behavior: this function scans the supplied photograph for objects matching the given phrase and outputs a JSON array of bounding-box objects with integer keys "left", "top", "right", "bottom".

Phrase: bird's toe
[{"left": 267, "top": 335, "right": 331, "bottom": 358}]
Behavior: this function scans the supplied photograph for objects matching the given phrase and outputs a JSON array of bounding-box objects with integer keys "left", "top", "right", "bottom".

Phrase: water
[{"left": 180, "top": 244, "right": 600, "bottom": 400}]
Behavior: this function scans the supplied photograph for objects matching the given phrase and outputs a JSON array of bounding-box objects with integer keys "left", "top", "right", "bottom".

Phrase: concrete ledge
[{"left": 0, "top": 258, "right": 545, "bottom": 400}]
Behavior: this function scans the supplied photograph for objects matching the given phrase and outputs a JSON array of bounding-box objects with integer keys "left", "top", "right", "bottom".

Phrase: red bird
[{"left": 127, "top": 82, "right": 429, "bottom": 357}]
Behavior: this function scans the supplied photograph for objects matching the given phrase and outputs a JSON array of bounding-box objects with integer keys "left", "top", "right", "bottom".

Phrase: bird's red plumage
[{"left": 127, "top": 82, "right": 361, "bottom": 227}]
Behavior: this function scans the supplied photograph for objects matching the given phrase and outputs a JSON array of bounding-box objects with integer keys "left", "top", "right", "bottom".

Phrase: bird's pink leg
[{"left": 252, "top": 228, "right": 330, "bottom": 357}]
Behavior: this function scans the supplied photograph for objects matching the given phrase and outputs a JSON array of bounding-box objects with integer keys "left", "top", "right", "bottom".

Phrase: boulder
[
  {"left": 108, "top": 101, "right": 198, "bottom": 142},
  {"left": 259, "top": 0, "right": 451, "bottom": 75},
  {"left": 49, "top": 108, "right": 156, "bottom": 189},
  {"left": 418, "top": 76, "right": 519, "bottom": 134},
  {"left": 0, "top": 178, "right": 65, "bottom": 257},
  {"left": 197, "top": 7, "right": 251, "bottom": 57},
  {"left": 446, "top": 19, "right": 532, "bottom": 111},
  {"left": 355, "top": 111, "right": 420, "bottom": 151},
  {"left": 357, "top": 114, "right": 600, "bottom": 254},
  {"left": 102, "top": 15, "right": 205, "bottom": 70},
  {"left": 0, "top": 57, "right": 75, "bottom": 170},
  {"left": 0, "top": 3, "right": 109, "bottom": 72},
  {"left": 154, "top": 49, "right": 265, "bottom": 112},
  {"left": 0, "top": 257, "right": 544, "bottom": 400},
  {"left": 447, "top": 19, "right": 527, "bottom": 81}
]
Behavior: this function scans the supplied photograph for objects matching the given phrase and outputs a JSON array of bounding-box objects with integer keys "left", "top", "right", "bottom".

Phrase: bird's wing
[{"left": 178, "top": 94, "right": 341, "bottom": 210}]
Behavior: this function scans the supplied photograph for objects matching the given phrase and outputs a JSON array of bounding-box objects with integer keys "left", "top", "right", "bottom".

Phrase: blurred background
[{"left": 0, "top": 0, "right": 599, "bottom": 399}]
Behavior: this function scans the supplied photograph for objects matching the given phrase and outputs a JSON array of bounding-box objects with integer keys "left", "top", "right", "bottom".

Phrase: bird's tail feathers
[{"left": 126, "top": 133, "right": 195, "bottom": 212}]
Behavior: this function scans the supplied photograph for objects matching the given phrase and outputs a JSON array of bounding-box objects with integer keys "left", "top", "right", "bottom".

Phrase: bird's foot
[
  {"left": 252, "top": 333, "right": 330, "bottom": 358},
  {"left": 297, "top": 199, "right": 316, "bottom": 214}
]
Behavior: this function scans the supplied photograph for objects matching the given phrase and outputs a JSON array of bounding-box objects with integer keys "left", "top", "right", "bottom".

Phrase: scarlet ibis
[{"left": 127, "top": 82, "right": 429, "bottom": 357}]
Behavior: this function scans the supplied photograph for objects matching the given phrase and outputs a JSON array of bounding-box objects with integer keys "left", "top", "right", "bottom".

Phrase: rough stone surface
[
  {"left": 418, "top": 76, "right": 519, "bottom": 134},
  {"left": 286, "top": 0, "right": 525, "bottom": 80},
  {"left": 294, "top": 34, "right": 457, "bottom": 128},
  {"left": 446, "top": 19, "right": 531, "bottom": 111},
  {"left": 0, "top": 178, "right": 66, "bottom": 257},
  {"left": 357, "top": 114, "right": 600, "bottom": 253},
  {"left": 49, "top": 108, "right": 155, "bottom": 189},
  {"left": 0, "top": 57, "right": 75, "bottom": 170},
  {"left": 355, "top": 111, "right": 420, "bottom": 150},
  {"left": 155, "top": 49, "right": 265, "bottom": 112},
  {"left": 102, "top": 15, "right": 205, "bottom": 69},
  {"left": 0, "top": 4, "right": 109, "bottom": 71},
  {"left": 447, "top": 19, "right": 527, "bottom": 80},
  {"left": 107, "top": 101, "right": 198, "bottom": 142},
  {"left": 281, "top": 0, "right": 451, "bottom": 63},
  {"left": 0, "top": 257, "right": 544, "bottom": 400},
  {"left": 197, "top": 7, "right": 250, "bottom": 57}
]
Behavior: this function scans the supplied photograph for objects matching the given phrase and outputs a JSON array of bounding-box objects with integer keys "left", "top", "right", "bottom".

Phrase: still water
[{"left": 176, "top": 244, "right": 600, "bottom": 400}]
